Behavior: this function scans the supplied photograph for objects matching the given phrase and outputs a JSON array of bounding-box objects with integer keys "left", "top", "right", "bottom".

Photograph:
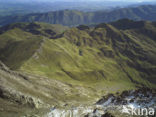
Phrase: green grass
[{"left": 0, "top": 21, "right": 156, "bottom": 99}]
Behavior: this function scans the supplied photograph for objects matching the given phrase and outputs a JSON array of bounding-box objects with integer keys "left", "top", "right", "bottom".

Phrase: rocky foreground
[
  {"left": 0, "top": 61, "right": 97, "bottom": 117},
  {"left": 0, "top": 60, "right": 156, "bottom": 117},
  {"left": 47, "top": 88, "right": 156, "bottom": 117}
]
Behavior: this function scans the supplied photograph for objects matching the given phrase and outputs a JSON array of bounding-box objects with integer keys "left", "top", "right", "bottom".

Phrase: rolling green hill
[{"left": 0, "top": 5, "right": 156, "bottom": 26}]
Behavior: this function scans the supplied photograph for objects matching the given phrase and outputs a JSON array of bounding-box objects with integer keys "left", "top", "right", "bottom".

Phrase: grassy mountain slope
[
  {"left": 0, "top": 5, "right": 156, "bottom": 26},
  {"left": 0, "top": 20, "right": 156, "bottom": 116},
  {"left": 0, "top": 22, "right": 68, "bottom": 69},
  {"left": 0, "top": 21, "right": 156, "bottom": 91}
]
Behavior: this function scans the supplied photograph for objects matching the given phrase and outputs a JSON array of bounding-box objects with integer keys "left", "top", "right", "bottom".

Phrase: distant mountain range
[
  {"left": 0, "top": 1, "right": 141, "bottom": 17},
  {"left": 0, "top": 5, "right": 156, "bottom": 26}
]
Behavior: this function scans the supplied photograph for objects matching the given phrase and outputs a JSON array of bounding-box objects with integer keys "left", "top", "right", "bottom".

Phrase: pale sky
[
  {"left": 8, "top": 0, "right": 156, "bottom": 1},
  {"left": 2, "top": 0, "right": 156, "bottom": 3},
  {"left": 43, "top": 0, "right": 155, "bottom": 1},
  {"left": 46, "top": 0, "right": 154, "bottom": 1}
]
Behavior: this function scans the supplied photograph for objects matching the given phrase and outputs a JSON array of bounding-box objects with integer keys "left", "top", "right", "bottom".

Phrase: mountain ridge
[
  {"left": 0, "top": 19, "right": 156, "bottom": 116},
  {"left": 0, "top": 20, "right": 156, "bottom": 87},
  {"left": 0, "top": 5, "right": 156, "bottom": 26}
]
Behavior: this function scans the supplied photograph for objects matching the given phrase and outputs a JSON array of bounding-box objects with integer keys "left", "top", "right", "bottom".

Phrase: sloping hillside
[
  {"left": 0, "top": 21, "right": 156, "bottom": 89},
  {"left": 0, "top": 20, "right": 156, "bottom": 116},
  {"left": 0, "top": 5, "right": 156, "bottom": 26},
  {"left": 0, "top": 60, "right": 99, "bottom": 117}
]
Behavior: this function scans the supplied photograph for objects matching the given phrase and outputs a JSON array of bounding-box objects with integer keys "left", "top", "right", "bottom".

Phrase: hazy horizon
[
  {"left": 0, "top": 0, "right": 156, "bottom": 16},
  {"left": 1, "top": 0, "right": 156, "bottom": 2}
]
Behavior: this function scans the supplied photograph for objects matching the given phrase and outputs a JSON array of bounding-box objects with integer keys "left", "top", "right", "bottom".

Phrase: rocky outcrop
[
  {"left": 0, "top": 61, "right": 9, "bottom": 71},
  {"left": 101, "top": 112, "right": 115, "bottom": 117},
  {"left": 96, "top": 88, "right": 156, "bottom": 107},
  {"left": 47, "top": 88, "right": 156, "bottom": 117},
  {"left": 0, "top": 61, "right": 98, "bottom": 116},
  {"left": 0, "top": 61, "right": 44, "bottom": 109},
  {"left": 0, "top": 86, "right": 43, "bottom": 108}
]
